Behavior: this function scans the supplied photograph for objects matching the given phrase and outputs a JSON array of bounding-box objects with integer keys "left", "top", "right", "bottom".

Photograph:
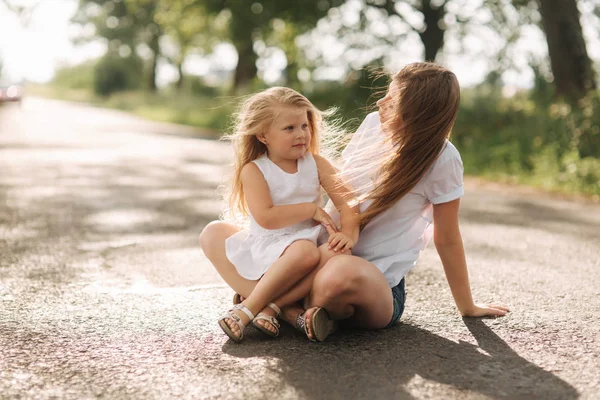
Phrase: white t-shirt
[{"left": 326, "top": 112, "right": 464, "bottom": 287}]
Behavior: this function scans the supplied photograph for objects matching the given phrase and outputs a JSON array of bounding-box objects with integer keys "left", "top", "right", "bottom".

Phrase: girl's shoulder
[{"left": 249, "top": 153, "right": 270, "bottom": 174}]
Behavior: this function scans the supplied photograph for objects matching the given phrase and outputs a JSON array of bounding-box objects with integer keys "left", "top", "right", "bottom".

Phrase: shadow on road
[
  {"left": 461, "top": 198, "right": 599, "bottom": 240},
  {"left": 223, "top": 319, "right": 578, "bottom": 400}
]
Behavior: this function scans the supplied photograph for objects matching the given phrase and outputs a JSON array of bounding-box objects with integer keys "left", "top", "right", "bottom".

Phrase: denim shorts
[{"left": 384, "top": 278, "right": 406, "bottom": 329}]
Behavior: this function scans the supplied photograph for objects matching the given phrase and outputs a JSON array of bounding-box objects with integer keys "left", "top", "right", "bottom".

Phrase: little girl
[{"left": 212, "top": 87, "right": 359, "bottom": 342}]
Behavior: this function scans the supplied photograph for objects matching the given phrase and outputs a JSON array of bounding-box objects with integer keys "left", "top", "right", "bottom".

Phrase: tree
[
  {"left": 155, "top": 0, "right": 213, "bottom": 89},
  {"left": 201, "top": 0, "right": 344, "bottom": 90},
  {"left": 72, "top": 0, "right": 163, "bottom": 91},
  {"left": 127, "top": 0, "right": 162, "bottom": 91},
  {"left": 537, "top": 0, "right": 596, "bottom": 101},
  {"left": 365, "top": 0, "right": 449, "bottom": 62}
]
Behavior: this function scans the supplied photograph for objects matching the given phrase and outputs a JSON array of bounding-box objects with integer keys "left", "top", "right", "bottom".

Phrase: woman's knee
[
  {"left": 312, "top": 256, "right": 364, "bottom": 300},
  {"left": 318, "top": 244, "right": 351, "bottom": 265}
]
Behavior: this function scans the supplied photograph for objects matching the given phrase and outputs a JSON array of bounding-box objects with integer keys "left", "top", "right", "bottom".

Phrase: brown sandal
[{"left": 295, "top": 307, "right": 337, "bottom": 342}]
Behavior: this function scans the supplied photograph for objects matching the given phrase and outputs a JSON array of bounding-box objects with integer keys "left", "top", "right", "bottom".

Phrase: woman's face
[{"left": 376, "top": 80, "right": 399, "bottom": 126}]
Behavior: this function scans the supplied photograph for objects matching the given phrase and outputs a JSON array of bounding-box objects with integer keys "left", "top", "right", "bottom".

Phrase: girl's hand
[
  {"left": 312, "top": 206, "right": 337, "bottom": 232},
  {"left": 328, "top": 232, "right": 355, "bottom": 253},
  {"left": 461, "top": 303, "right": 510, "bottom": 318}
]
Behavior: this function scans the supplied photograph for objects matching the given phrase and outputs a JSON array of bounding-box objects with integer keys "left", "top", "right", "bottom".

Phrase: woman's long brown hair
[{"left": 358, "top": 62, "right": 461, "bottom": 229}]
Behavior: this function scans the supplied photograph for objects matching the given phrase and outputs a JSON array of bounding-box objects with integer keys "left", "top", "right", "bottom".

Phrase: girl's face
[
  {"left": 376, "top": 80, "right": 400, "bottom": 126},
  {"left": 260, "top": 106, "right": 311, "bottom": 161}
]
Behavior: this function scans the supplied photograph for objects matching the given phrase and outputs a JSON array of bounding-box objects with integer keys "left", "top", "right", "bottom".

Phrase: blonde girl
[{"left": 201, "top": 87, "right": 359, "bottom": 342}]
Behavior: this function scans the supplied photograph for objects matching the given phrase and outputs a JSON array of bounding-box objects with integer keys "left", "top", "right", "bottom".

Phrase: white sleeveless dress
[{"left": 225, "top": 153, "right": 324, "bottom": 280}]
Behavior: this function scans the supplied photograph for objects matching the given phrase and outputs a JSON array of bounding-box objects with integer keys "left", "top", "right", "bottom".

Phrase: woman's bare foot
[
  {"left": 282, "top": 304, "right": 336, "bottom": 341},
  {"left": 281, "top": 304, "right": 318, "bottom": 340}
]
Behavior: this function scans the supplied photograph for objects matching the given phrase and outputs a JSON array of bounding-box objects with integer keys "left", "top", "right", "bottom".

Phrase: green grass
[{"left": 27, "top": 84, "right": 235, "bottom": 134}]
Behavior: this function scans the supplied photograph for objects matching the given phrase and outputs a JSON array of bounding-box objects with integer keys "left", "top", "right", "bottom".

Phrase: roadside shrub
[
  {"left": 93, "top": 54, "right": 141, "bottom": 96},
  {"left": 54, "top": 62, "right": 95, "bottom": 90}
]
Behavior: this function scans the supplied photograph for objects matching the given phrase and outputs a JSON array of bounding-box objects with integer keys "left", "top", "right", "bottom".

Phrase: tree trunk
[
  {"left": 176, "top": 61, "right": 184, "bottom": 90},
  {"left": 147, "top": 24, "right": 161, "bottom": 92},
  {"left": 418, "top": 0, "right": 446, "bottom": 62},
  {"left": 233, "top": 38, "right": 258, "bottom": 91},
  {"left": 538, "top": 0, "right": 596, "bottom": 101}
]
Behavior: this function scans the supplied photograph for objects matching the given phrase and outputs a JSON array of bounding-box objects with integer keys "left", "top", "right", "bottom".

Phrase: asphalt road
[{"left": 1, "top": 98, "right": 598, "bottom": 399}]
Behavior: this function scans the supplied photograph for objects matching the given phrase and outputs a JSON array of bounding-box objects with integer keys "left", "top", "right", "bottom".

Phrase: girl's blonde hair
[
  {"left": 358, "top": 62, "right": 461, "bottom": 229},
  {"left": 223, "top": 86, "right": 333, "bottom": 221}
]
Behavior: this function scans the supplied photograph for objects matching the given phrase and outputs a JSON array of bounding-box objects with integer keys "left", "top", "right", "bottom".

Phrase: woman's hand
[
  {"left": 312, "top": 206, "right": 337, "bottom": 232},
  {"left": 461, "top": 303, "right": 510, "bottom": 318},
  {"left": 327, "top": 232, "right": 355, "bottom": 253}
]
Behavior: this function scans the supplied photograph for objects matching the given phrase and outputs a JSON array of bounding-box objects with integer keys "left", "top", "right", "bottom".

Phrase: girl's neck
[{"left": 266, "top": 152, "right": 300, "bottom": 174}]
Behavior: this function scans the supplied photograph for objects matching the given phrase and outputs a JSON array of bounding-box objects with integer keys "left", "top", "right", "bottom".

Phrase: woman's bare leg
[{"left": 280, "top": 255, "right": 394, "bottom": 330}]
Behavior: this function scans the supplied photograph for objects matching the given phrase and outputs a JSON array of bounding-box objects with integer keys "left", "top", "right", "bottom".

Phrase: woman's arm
[
  {"left": 314, "top": 154, "right": 360, "bottom": 247},
  {"left": 241, "top": 163, "right": 335, "bottom": 230},
  {"left": 433, "top": 199, "right": 509, "bottom": 317}
]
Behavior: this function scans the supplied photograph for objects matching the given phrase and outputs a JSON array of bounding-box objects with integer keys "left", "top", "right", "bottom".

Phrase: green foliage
[
  {"left": 201, "top": 0, "right": 345, "bottom": 88},
  {"left": 307, "top": 69, "right": 388, "bottom": 133},
  {"left": 454, "top": 87, "right": 600, "bottom": 196},
  {"left": 73, "top": 0, "right": 163, "bottom": 90},
  {"left": 99, "top": 90, "right": 233, "bottom": 131},
  {"left": 53, "top": 62, "right": 95, "bottom": 90},
  {"left": 43, "top": 56, "right": 600, "bottom": 197},
  {"left": 93, "top": 54, "right": 142, "bottom": 96}
]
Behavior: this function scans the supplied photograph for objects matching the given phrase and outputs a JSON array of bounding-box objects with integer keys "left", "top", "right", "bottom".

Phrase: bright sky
[
  {"left": 0, "top": 0, "right": 598, "bottom": 88},
  {"left": 0, "top": 0, "right": 105, "bottom": 83}
]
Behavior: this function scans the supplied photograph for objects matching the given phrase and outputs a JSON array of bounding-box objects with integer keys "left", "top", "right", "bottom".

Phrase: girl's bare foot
[
  {"left": 254, "top": 306, "right": 279, "bottom": 335},
  {"left": 218, "top": 304, "right": 254, "bottom": 342}
]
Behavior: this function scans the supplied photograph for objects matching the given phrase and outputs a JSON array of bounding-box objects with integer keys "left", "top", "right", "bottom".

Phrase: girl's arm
[
  {"left": 240, "top": 162, "right": 335, "bottom": 230},
  {"left": 314, "top": 154, "right": 360, "bottom": 246},
  {"left": 433, "top": 199, "right": 509, "bottom": 317}
]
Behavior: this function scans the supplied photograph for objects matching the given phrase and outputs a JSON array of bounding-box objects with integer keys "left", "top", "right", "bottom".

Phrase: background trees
[{"left": 5, "top": 0, "right": 598, "bottom": 194}]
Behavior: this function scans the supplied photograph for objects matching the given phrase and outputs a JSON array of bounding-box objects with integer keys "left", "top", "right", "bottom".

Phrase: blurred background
[{"left": 1, "top": 0, "right": 599, "bottom": 197}]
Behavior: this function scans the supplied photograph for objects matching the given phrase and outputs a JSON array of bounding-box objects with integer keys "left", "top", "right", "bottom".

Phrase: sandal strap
[
  {"left": 254, "top": 313, "right": 280, "bottom": 328},
  {"left": 295, "top": 312, "right": 307, "bottom": 332},
  {"left": 267, "top": 303, "right": 281, "bottom": 316},
  {"left": 232, "top": 303, "right": 255, "bottom": 321}
]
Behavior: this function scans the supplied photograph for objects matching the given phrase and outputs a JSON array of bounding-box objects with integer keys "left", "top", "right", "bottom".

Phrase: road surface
[{"left": 1, "top": 98, "right": 598, "bottom": 399}]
